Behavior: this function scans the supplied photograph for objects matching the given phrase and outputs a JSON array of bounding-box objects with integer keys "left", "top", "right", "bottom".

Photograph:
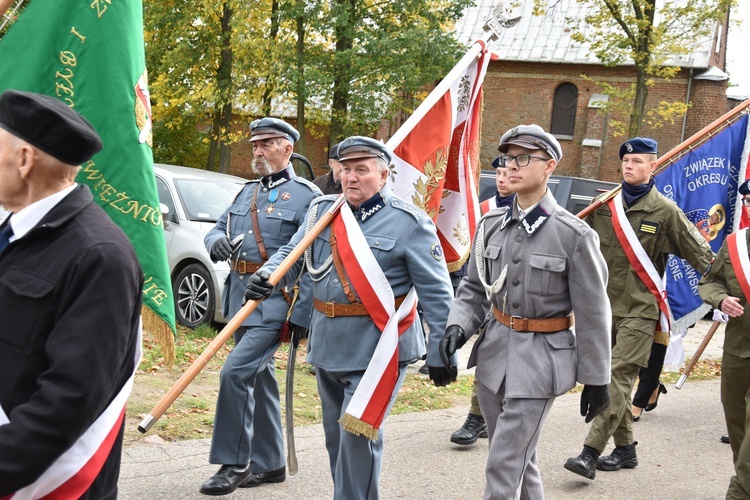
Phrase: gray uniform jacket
[
  {"left": 204, "top": 165, "right": 321, "bottom": 328},
  {"left": 261, "top": 186, "right": 455, "bottom": 370},
  {"left": 447, "top": 190, "right": 612, "bottom": 398}
]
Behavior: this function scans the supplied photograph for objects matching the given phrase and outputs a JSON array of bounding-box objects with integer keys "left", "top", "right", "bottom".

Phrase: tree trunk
[
  {"left": 330, "top": 0, "right": 356, "bottom": 143},
  {"left": 206, "top": 111, "right": 221, "bottom": 171},
  {"left": 217, "top": 2, "right": 233, "bottom": 174},
  {"left": 629, "top": 65, "right": 648, "bottom": 138},
  {"left": 261, "top": 0, "right": 280, "bottom": 117},
  {"left": 295, "top": 10, "right": 306, "bottom": 158}
]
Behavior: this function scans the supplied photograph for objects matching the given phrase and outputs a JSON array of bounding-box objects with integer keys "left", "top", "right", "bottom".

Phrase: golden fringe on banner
[
  {"left": 141, "top": 306, "right": 175, "bottom": 367},
  {"left": 339, "top": 413, "right": 379, "bottom": 441}
]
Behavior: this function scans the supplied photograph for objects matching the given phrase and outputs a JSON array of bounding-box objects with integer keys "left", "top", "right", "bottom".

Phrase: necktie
[{"left": 0, "top": 222, "right": 13, "bottom": 252}]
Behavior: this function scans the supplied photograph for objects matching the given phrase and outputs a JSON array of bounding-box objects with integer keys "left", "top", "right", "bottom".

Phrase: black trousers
[{"left": 632, "top": 341, "right": 667, "bottom": 408}]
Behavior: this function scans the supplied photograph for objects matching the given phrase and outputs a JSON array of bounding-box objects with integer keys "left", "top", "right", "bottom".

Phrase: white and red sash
[
  {"left": 608, "top": 193, "right": 671, "bottom": 332},
  {"left": 1, "top": 322, "right": 143, "bottom": 500},
  {"left": 331, "top": 203, "right": 418, "bottom": 440},
  {"left": 727, "top": 229, "right": 750, "bottom": 303}
]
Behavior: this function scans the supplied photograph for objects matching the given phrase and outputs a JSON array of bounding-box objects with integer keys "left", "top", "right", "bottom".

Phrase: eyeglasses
[
  {"left": 496, "top": 154, "right": 551, "bottom": 168},
  {"left": 742, "top": 197, "right": 750, "bottom": 207}
]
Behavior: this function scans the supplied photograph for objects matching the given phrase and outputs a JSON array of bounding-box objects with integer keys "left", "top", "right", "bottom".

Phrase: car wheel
[{"left": 173, "top": 263, "right": 216, "bottom": 328}]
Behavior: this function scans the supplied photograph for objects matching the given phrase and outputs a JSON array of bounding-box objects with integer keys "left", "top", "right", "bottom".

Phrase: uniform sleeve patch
[
  {"left": 431, "top": 242, "right": 444, "bottom": 261},
  {"left": 639, "top": 221, "right": 659, "bottom": 234}
]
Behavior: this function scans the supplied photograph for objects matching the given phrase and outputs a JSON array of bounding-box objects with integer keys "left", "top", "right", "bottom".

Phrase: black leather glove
[
  {"left": 244, "top": 270, "right": 274, "bottom": 301},
  {"left": 580, "top": 384, "right": 610, "bottom": 423},
  {"left": 439, "top": 325, "right": 467, "bottom": 370},
  {"left": 291, "top": 324, "right": 308, "bottom": 349},
  {"left": 210, "top": 236, "right": 233, "bottom": 262},
  {"left": 429, "top": 366, "right": 457, "bottom": 387}
]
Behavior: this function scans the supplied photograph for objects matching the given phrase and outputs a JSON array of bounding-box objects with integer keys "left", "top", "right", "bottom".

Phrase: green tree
[
  {"left": 145, "top": 0, "right": 471, "bottom": 168},
  {"left": 535, "top": 0, "right": 735, "bottom": 137},
  {"left": 327, "top": 0, "right": 472, "bottom": 142}
]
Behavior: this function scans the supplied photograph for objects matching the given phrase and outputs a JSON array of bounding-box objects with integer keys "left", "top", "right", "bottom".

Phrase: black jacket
[{"left": 0, "top": 185, "right": 143, "bottom": 499}]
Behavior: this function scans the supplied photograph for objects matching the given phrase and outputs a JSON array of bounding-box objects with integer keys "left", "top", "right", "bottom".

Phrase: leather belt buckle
[
  {"left": 509, "top": 315, "right": 525, "bottom": 332},
  {"left": 239, "top": 260, "right": 247, "bottom": 274},
  {"left": 324, "top": 302, "right": 336, "bottom": 318}
]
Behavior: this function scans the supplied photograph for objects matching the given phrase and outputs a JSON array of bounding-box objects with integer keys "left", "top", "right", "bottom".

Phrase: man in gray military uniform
[
  {"left": 201, "top": 118, "right": 321, "bottom": 495},
  {"left": 245, "top": 136, "right": 456, "bottom": 499},
  {"left": 441, "top": 124, "right": 612, "bottom": 499}
]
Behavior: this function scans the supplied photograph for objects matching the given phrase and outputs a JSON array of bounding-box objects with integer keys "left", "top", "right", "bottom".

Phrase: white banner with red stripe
[
  {"left": 387, "top": 41, "right": 491, "bottom": 271},
  {"left": 608, "top": 194, "right": 671, "bottom": 332},
  {"left": 332, "top": 204, "right": 418, "bottom": 440},
  {"left": 3, "top": 322, "right": 142, "bottom": 500},
  {"left": 727, "top": 229, "right": 750, "bottom": 303}
]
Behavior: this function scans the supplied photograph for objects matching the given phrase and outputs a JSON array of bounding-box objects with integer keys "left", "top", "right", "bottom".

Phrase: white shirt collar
[{"left": 8, "top": 183, "right": 78, "bottom": 242}]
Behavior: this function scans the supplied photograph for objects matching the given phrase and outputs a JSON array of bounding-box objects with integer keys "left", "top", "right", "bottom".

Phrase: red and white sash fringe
[{"left": 332, "top": 203, "right": 418, "bottom": 440}]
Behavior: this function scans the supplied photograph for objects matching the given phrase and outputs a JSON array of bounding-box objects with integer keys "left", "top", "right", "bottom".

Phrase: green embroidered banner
[{"left": 0, "top": 0, "right": 176, "bottom": 360}]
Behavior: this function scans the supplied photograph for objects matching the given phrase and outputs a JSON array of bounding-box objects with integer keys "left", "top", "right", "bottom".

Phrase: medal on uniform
[{"left": 266, "top": 189, "right": 279, "bottom": 213}]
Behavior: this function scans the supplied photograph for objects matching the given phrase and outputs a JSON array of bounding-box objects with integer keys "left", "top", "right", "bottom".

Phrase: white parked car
[{"left": 154, "top": 163, "right": 246, "bottom": 328}]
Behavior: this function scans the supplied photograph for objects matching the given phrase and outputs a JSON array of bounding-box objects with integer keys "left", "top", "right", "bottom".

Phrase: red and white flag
[{"left": 387, "top": 41, "right": 493, "bottom": 270}]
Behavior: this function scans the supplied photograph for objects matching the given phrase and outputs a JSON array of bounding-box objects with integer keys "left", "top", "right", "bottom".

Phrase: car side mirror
[{"left": 160, "top": 203, "right": 170, "bottom": 228}]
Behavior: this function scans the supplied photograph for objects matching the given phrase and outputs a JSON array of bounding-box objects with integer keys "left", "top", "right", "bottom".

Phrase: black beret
[
  {"left": 337, "top": 136, "right": 392, "bottom": 163},
  {"left": 249, "top": 117, "right": 300, "bottom": 144},
  {"left": 328, "top": 142, "right": 340, "bottom": 160},
  {"left": 619, "top": 137, "right": 658, "bottom": 159},
  {"left": 739, "top": 179, "right": 750, "bottom": 196},
  {"left": 0, "top": 89, "right": 102, "bottom": 165},
  {"left": 498, "top": 124, "right": 562, "bottom": 162}
]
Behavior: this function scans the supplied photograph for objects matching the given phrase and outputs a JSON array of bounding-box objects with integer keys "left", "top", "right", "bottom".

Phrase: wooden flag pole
[
  {"left": 138, "top": 195, "right": 345, "bottom": 433},
  {"left": 576, "top": 97, "right": 750, "bottom": 220}
]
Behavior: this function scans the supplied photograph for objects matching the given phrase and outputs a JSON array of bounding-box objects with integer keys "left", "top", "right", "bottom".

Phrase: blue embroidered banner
[{"left": 655, "top": 114, "right": 749, "bottom": 329}]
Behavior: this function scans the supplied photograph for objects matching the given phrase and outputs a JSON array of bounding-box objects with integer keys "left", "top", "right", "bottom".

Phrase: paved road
[{"left": 120, "top": 319, "right": 731, "bottom": 499}]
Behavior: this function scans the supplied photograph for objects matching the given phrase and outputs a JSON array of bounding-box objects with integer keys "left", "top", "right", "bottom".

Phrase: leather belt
[
  {"left": 492, "top": 307, "right": 574, "bottom": 333},
  {"left": 314, "top": 295, "right": 407, "bottom": 318},
  {"left": 230, "top": 259, "right": 262, "bottom": 274}
]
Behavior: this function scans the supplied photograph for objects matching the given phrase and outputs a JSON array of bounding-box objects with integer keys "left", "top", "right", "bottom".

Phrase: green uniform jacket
[
  {"left": 586, "top": 187, "right": 714, "bottom": 320},
  {"left": 699, "top": 230, "right": 750, "bottom": 358}
]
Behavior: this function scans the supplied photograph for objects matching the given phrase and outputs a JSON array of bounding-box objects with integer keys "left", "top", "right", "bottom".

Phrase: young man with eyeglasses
[
  {"left": 441, "top": 124, "right": 612, "bottom": 498},
  {"left": 699, "top": 179, "right": 750, "bottom": 499},
  {"left": 565, "top": 137, "right": 714, "bottom": 480}
]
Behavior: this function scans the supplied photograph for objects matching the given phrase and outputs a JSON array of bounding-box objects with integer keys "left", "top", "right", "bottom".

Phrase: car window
[
  {"left": 174, "top": 178, "right": 243, "bottom": 222},
  {"left": 155, "top": 176, "right": 177, "bottom": 223}
]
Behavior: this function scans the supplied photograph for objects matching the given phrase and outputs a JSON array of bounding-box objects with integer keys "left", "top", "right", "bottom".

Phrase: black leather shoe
[
  {"left": 199, "top": 464, "right": 252, "bottom": 496},
  {"left": 418, "top": 363, "right": 430, "bottom": 375},
  {"left": 239, "top": 466, "right": 286, "bottom": 488},
  {"left": 450, "top": 413, "right": 488, "bottom": 445},
  {"left": 721, "top": 434, "right": 730, "bottom": 444},
  {"left": 597, "top": 442, "right": 638, "bottom": 471},
  {"left": 565, "top": 446, "right": 600, "bottom": 479}
]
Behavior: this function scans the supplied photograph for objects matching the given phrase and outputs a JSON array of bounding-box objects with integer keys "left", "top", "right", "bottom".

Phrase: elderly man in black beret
[
  {"left": 699, "top": 178, "right": 750, "bottom": 499},
  {"left": 246, "top": 135, "right": 455, "bottom": 499},
  {"left": 0, "top": 89, "right": 143, "bottom": 499},
  {"left": 201, "top": 117, "right": 321, "bottom": 495},
  {"left": 565, "top": 137, "right": 714, "bottom": 480},
  {"left": 313, "top": 142, "right": 343, "bottom": 195}
]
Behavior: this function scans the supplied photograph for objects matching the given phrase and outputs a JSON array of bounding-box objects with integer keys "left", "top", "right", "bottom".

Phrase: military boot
[
  {"left": 597, "top": 442, "right": 638, "bottom": 471},
  {"left": 564, "top": 445, "right": 600, "bottom": 479},
  {"left": 450, "top": 413, "right": 488, "bottom": 445}
]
